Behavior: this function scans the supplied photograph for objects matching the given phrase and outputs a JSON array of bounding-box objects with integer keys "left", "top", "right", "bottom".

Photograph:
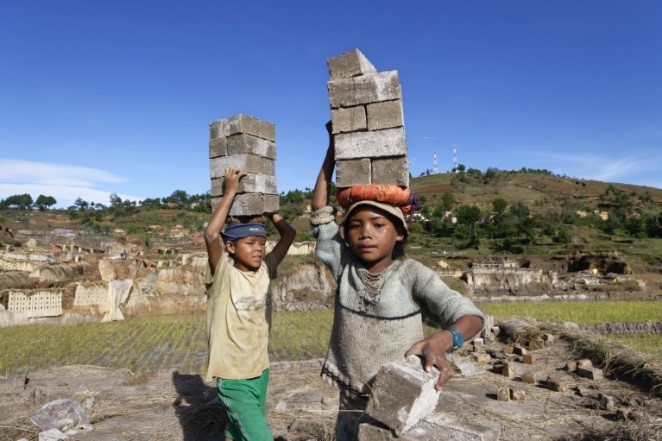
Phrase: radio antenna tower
[
  {"left": 452, "top": 144, "right": 458, "bottom": 171},
  {"left": 432, "top": 150, "right": 438, "bottom": 174}
]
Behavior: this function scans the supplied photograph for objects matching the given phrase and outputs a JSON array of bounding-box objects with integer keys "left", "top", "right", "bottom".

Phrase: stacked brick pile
[
  {"left": 326, "top": 49, "right": 409, "bottom": 188},
  {"left": 208, "top": 114, "right": 279, "bottom": 216}
]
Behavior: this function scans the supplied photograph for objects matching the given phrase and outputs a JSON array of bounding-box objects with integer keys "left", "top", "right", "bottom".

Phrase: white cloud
[
  {"left": 0, "top": 158, "right": 143, "bottom": 208},
  {"left": 525, "top": 151, "right": 662, "bottom": 188},
  {"left": 1, "top": 159, "right": 124, "bottom": 184}
]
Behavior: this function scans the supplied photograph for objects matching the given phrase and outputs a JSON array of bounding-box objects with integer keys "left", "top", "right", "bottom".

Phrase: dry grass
[
  {"left": 268, "top": 409, "right": 336, "bottom": 441},
  {"left": 0, "top": 420, "right": 38, "bottom": 441},
  {"left": 556, "top": 421, "right": 661, "bottom": 441}
]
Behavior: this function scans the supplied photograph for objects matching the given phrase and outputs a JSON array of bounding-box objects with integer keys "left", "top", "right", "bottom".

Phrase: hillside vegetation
[{"left": 1, "top": 169, "right": 660, "bottom": 272}]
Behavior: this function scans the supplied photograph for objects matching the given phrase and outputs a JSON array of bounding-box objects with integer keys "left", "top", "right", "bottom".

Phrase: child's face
[
  {"left": 226, "top": 235, "right": 267, "bottom": 271},
  {"left": 346, "top": 207, "right": 405, "bottom": 273}
]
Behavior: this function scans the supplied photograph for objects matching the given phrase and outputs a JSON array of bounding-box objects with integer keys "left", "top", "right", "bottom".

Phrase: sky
[{"left": 1, "top": 1, "right": 661, "bottom": 208}]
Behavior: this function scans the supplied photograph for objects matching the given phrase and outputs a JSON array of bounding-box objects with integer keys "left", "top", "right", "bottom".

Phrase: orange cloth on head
[{"left": 336, "top": 185, "right": 410, "bottom": 210}]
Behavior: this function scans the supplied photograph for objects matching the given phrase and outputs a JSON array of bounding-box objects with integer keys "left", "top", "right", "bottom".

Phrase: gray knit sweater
[{"left": 311, "top": 213, "right": 485, "bottom": 397}]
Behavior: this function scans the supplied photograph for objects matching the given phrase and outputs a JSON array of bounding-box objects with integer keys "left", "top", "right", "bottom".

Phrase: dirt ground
[{"left": 1, "top": 324, "right": 660, "bottom": 441}]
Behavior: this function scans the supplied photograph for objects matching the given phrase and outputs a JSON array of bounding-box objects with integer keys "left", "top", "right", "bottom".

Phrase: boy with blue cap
[{"left": 204, "top": 167, "right": 296, "bottom": 441}]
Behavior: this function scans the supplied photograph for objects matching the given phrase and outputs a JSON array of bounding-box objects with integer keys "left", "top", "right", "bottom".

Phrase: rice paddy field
[{"left": 1, "top": 300, "right": 659, "bottom": 379}]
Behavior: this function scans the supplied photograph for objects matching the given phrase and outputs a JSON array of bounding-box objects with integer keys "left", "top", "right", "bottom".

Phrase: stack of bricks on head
[
  {"left": 208, "top": 114, "right": 279, "bottom": 218},
  {"left": 328, "top": 48, "right": 409, "bottom": 189}
]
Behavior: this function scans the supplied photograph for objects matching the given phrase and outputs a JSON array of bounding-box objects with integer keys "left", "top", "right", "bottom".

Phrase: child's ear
[
  {"left": 225, "top": 242, "right": 235, "bottom": 254},
  {"left": 396, "top": 224, "right": 406, "bottom": 242}
]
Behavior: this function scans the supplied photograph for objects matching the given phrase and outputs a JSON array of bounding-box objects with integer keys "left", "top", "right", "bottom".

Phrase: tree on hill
[
  {"left": 35, "top": 194, "right": 57, "bottom": 211},
  {"left": 509, "top": 201, "right": 530, "bottom": 220},
  {"left": 0, "top": 194, "right": 33, "bottom": 210},
  {"left": 456, "top": 204, "right": 482, "bottom": 248},
  {"left": 598, "top": 184, "right": 634, "bottom": 211},
  {"left": 108, "top": 193, "right": 137, "bottom": 215},
  {"left": 424, "top": 192, "right": 455, "bottom": 219},
  {"left": 74, "top": 197, "right": 90, "bottom": 211},
  {"left": 162, "top": 190, "right": 190, "bottom": 209},
  {"left": 492, "top": 198, "right": 507, "bottom": 220}
]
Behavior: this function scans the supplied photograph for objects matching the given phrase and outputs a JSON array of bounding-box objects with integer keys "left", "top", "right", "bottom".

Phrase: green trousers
[{"left": 217, "top": 369, "right": 273, "bottom": 441}]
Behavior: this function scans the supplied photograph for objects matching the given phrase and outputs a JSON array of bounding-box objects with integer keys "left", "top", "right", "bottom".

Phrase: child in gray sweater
[{"left": 310, "top": 130, "right": 485, "bottom": 440}]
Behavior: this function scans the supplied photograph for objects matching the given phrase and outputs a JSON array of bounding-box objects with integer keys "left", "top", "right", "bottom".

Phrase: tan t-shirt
[{"left": 205, "top": 252, "right": 277, "bottom": 380}]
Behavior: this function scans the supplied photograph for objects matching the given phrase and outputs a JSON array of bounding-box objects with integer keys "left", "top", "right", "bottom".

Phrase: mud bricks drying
[
  {"left": 327, "top": 49, "right": 409, "bottom": 188},
  {"left": 208, "top": 114, "right": 279, "bottom": 216}
]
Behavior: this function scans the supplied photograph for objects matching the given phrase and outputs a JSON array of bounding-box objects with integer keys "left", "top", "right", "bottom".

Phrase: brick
[
  {"left": 521, "top": 372, "right": 539, "bottom": 384},
  {"left": 367, "top": 100, "right": 404, "bottom": 130},
  {"left": 496, "top": 387, "right": 510, "bottom": 401},
  {"left": 228, "top": 193, "right": 279, "bottom": 216},
  {"left": 577, "top": 367, "right": 603, "bottom": 380},
  {"left": 211, "top": 174, "right": 278, "bottom": 197},
  {"left": 211, "top": 194, "right": 275, "bottom": 216},
  {"left": 514, "top": 346, "right": 527, "bottom": 356},
  {"left": 577, "top": 359, "right": 593, "bottom": 369},
  {"left": 209, "top": 155, "right": 275, "bottom": 179},
  {"left": 546, "top": 376, "right": 570, "bottom": 392},
  {"left": 501, "top": 362, "right": 516, "bottom": 379},
  {"left": 599, "top": 393, "right": 615, "bottom": 411},
  {"left": 226, "top": 134, "right": 276, "bottom": 159},
  {"left": 209, "top": 138, "right": 227, "bottom": 158},
  {"left": 262, "top": 194, "right": 280, "bottom": 214},
  {"left": 522, "top": 354, "right": 536, "bottom": 365},
  {"left": 336, "top": 158, "right": 371, "bottom": 187},
  {"left": 327, "top": 48, "right": 377, "bottom": 79},
  {"left": 566, "top": 361, "right": 578, "bottom": 372},
  {"left": 472, "top": 338, "right": 485, "bottom": 351},
  {"left": 334, "top": 127, "right": 407, "bottom": 160},
  {"left": 209, "top": 114, "right": 275, "bottom": 141},
  {"left": 365, "top": 356, "right": 440, "bottom": 433},
  {"left": 510, "top": 389, "right": 526, "bottom": 401},
  {"left": 542, "top": 333, "right": 555, "bottom": 344},
  {"left": 211, "top": 177, "right": 224, "bottom": 197},
  {"left": 331, "top": 106, "right": 367, "bottom": 134},
  {"left": 328, "top": 71, "right": 402, "bottom": 108},
  {"left": 358, "top": 413, "right": 501, "bottom": 440},
  {"left": 371, "top": 157, "right": 409, "bottom": 187},
  {"left": 502, "top": 345, "right": 515, "bottom": 355}
]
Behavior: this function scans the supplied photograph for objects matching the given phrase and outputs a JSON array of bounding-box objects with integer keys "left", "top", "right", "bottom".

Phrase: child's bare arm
[
  {"left": 311, "top": 122, "right": 335, "bottom": 211},
  {"left": 405, "top": 314, "right": 484, "bottom": 390},
  {"left": 266, "top": 213, "right": 296, "bottom": 266},
  {"left": 204, "top": 168, "right": 246, "bottom": 273}
]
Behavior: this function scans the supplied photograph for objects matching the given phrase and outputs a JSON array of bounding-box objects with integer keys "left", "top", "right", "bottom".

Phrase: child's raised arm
[
  {"left": 311, "top": 122, "right": 335, "bottom": 211},
  {"left": 266, "top": 213, "right": 296, "bottom": 266},
  {"left": 204, "top": 168, "right": 246, "bottom": 273}
]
